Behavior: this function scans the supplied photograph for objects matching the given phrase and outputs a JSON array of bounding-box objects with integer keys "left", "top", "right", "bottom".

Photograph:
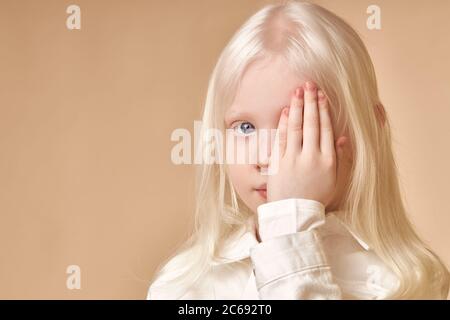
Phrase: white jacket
[{"left": 148, "top": 198, "right": 400, "bottom": 299}]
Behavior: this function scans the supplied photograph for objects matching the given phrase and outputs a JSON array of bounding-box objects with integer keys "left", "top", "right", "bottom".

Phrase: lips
[{"left": 255, "top": 184, "right": 267, "bottom": 199}]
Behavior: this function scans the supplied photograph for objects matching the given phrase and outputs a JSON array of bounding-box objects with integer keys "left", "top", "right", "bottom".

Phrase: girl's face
[{"left": 224, "top": 55, "right": 351, "bottom": 215}]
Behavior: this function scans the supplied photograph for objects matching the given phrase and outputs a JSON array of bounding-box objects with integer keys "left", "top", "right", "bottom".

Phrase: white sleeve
[{"left": 249, "top": 198, "right": 343, "bottom": 299}]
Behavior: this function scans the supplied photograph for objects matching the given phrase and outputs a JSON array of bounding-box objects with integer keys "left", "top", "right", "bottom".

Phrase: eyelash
[{"left": 231, "top": 121, "right": 256, "bottom": 136}]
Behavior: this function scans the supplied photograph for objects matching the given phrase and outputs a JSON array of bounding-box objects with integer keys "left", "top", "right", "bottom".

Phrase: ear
[
  {"left": 374, "top": 103, "right": 386, "bottom": 126},
  {"left": 335, "top": 136, "right": 353, "bottom": 166}
]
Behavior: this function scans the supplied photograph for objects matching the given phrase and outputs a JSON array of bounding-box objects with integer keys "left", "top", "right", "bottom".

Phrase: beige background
[{"left": 0, "top": 0, "right": 449, "bottom": 299}]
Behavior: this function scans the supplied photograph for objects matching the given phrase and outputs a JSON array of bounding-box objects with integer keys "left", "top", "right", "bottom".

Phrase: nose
[
  {"left": 257, "top": 155, "right": 269, "bottom": 170},
  {"left": 255, "top": 128, "right": 273, "bottom": 172}
]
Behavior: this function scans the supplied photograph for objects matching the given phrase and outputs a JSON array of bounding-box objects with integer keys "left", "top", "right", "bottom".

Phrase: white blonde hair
[{"left": 150, "top": 0, "right": 449, "bottom": 299}]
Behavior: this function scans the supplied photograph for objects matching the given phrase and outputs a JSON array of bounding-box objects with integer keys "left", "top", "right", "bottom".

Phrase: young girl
[{"left": 147, "top": 1, "right": 449, "bottom": 299}]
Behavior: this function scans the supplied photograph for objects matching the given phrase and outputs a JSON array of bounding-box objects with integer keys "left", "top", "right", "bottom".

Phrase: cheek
[
  {"left": 227, "top": 164, "right": 252, "bottom": 195},
  {"left": 225, "top": 134, "right": 259, "bottom": 165},
  {"left": 227, "top": 164, "right": 260, "bottom": 214}
]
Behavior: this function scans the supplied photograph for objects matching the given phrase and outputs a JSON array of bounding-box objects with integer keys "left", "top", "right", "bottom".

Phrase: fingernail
[
  {"left": 284, "top": 107, "right": 290, "bottom": 116},
  {"left": 305, "top": 81, "right": 314, "bottom": 90},
  {"left": 318, "top": 90, "right": 325, "bottom": 100},
  {"left": 295, "top": 87, "right": 304, "bottom": 98}
]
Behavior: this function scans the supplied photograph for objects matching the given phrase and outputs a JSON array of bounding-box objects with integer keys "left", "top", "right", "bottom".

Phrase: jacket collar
[{"left": 212, "top": 210, "right": 370, "bottom": 266}]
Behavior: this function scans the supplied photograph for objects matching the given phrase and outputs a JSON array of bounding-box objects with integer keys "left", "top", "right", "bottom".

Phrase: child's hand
[{"left": 267, "top": 81, "right": 348, "bottom": 208}]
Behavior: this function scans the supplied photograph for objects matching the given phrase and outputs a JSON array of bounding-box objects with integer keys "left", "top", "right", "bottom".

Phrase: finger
[
  {"left": 286, "top": 87, "right": 304, "bottom": 155},
  {"left": 302, "top": 81, "right": 320, "bottom": 153},
  {"left": 271, "top": 106, "right": 289, "bottom": 162},
  {"left": 277, "top": 107, "right": 289, "bottom": 157},
  {"left": 318, "top": 89, "right": 335, "bottom": 157},
  {"left": 268, "top": 107, "right": 289, "bottom": 175}
]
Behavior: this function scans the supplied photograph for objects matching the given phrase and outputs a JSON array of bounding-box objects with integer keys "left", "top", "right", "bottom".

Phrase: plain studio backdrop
[{"left": 0, "top": 0, "right": 449, "bottom": 299}]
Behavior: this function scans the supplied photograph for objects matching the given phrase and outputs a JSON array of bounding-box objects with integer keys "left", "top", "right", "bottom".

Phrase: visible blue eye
[{"left": 233, "top": 122, "right": 255, "bottom": 135}]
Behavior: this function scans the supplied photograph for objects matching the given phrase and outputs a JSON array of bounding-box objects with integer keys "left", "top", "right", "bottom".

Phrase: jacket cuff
[
  {"left": 249, "top": 230, "right": 328, "bottom": 289},
  {"left": 257, "top": 198, "right": 326, "bottom": 242}
]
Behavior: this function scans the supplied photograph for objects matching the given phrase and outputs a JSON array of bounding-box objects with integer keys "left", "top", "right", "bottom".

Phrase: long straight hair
[{"left": 150, "top": 0, "right": 449, "bottom": 299}]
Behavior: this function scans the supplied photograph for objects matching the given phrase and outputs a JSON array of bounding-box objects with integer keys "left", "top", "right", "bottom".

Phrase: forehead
[{"left": 225, "top": 55, "right": 305, "bottom": 122}]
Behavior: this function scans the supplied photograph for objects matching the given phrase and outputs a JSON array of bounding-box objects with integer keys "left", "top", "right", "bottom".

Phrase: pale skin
[
  {"left": 268, "top": 80, "right": 347, "bottom": 207},
  {"left": 225, "top": 55, "right": 353, "bottom": 231}
]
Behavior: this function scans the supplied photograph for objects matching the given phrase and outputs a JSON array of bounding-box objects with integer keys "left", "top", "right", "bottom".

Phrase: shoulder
[
  {"left": 146, "top": 266, "right": 217, "bottom": 300},
  {"left": 147, "top": 276, "right": 211, "bottom": 300},
  {"left": 147, "top": 259, "right": 253, "bottom": 300},
  {"left": 318, "top": 216, "right": 400, "bottom": 299}
]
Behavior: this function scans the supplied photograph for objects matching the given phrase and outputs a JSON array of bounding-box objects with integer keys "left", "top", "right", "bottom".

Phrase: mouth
[{"left": 255, "top": 184, "right": 267, "bottom": 199}]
